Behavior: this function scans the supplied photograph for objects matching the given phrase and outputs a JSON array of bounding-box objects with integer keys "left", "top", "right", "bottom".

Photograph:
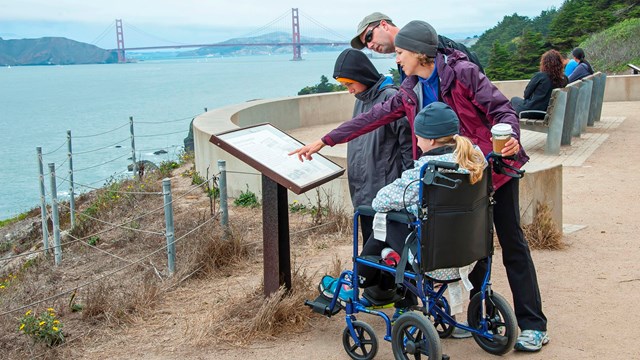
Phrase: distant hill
[
  {"left": 0, "top": 37, "right": 117, "bottom": 66},
  {"left": 179, "top": 31, "right": 347, "bottom": 57}
]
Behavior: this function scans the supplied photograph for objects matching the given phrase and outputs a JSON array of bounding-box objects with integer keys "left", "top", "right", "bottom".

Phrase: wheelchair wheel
[
  {"left": 392, "top": 312, "right": 442, "bottom": 360},
  {"left": 467, "top": 292, "right": 517, "bottom": 355},
  {"left": 428, "top": 298, "right": 455, "bottom": 338},
  {"left": 342, "top": 321, "right": 378, "bottom": 360}
]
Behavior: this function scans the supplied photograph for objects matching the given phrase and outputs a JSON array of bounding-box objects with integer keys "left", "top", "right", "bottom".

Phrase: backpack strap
[{"left": 395, "top": 230, "right": 420, "bottom": 285}]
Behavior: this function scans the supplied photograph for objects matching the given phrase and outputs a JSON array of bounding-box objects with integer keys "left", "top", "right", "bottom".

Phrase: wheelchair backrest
[{"left": 419, "top": 166, "right": 493, "bottom": 273}]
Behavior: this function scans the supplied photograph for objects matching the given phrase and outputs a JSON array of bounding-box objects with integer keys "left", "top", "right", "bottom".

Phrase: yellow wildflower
[
  {"left": 0, "top": 285, "right": 5, "bottom": 289},
  {"left": 53, "top": 320, "right": 59, "bottom": 325},
  {"left": 25, "top": 310, "right": 32, "bottom": 316},
  {"left": 52, "top": 326, "right": 59, "bottom": 331},
  {"left": 47, "top": 307, "right": 54, "bottom": 312},
  {"left": 20, "top": 324, "right": 25, "bottom": 330},
  {"left": 39, "top": 321, "right": 45, "bottom": 326}
]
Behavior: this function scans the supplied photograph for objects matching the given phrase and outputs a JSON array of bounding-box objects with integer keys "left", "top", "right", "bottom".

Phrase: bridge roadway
[{"left": 113, "top": 42, "right": 349, "bottom": 52}]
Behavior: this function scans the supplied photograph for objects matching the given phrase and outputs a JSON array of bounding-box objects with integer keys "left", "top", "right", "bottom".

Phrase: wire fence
[{"left": 1, "top": 113, "right": 227, "bottom": 317}]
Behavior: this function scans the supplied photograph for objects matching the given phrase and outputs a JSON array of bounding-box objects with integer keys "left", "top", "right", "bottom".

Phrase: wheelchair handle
[
  {"left": 426, "top": 160, "right": 459, "bottom": 171},
  {"left": 487, "top": 152, "right": 525, "bottom": 179}
]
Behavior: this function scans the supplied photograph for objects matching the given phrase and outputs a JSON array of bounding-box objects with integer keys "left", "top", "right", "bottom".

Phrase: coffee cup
[{"left": 491, "top": 123, "right": 512, "bottom": 155}]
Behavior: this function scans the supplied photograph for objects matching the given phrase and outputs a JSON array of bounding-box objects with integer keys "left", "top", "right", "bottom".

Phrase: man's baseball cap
[{"left": 351, "top": 12, "right": 392, "bottom": 49}]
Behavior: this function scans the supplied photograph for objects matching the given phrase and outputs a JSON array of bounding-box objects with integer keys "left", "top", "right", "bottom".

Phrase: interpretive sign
[
  {"left": 210, "top": 123, "right": 344, "bottom": 194},
  {"left": 210, "top": 123, "right": 345, "bottom": 296}
]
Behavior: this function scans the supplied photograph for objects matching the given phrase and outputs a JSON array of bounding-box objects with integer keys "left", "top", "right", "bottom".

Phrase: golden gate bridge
[{"left": 107, "top": 8, "right": 349, "bottom": 63}]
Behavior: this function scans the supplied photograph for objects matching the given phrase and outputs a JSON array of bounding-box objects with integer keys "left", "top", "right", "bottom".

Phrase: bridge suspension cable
[
  {"left": 91, "top": 22, "right": 116, "bottom": 46},
  {"left": 300, "top": 10, "right": 350, "bottom": 41},
  {"left": 123, "top": 21, "right": 189, "bottom": 46},
  {"left": 238, "top": 9, "right": 291, "bottom": 39}
]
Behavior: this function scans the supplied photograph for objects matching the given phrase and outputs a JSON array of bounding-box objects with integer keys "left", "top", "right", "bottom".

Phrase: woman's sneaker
[{"left": 514, "top": 330, "right": 549, "bottom": 352}]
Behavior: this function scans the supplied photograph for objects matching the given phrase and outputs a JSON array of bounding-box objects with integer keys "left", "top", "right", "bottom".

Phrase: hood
[{"left": 333, "top": 48, "right": 380, "bottom": 88}]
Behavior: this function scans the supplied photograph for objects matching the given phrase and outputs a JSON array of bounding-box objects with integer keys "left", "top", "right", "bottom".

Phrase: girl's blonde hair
[{"left": 435, "top": 134, "right": 485, "bottom": 184}]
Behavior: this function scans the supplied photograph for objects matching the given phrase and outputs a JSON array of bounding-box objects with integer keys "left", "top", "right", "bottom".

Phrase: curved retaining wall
[
  {"left": 193, "top": 92, "right": 356, "bottom": 209},
  {"left": 193, "top": 74, "right": 640, "bottom": 224}
]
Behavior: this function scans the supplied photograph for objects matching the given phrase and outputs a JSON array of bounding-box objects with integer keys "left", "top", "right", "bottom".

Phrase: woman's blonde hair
[{"left": 435, "top": 134, "right": 485, "bottom": 184}]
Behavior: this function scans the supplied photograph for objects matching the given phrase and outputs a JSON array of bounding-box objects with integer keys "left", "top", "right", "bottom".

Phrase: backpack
[{"left": 438, "top": 35, "right": 484, "bottom": 74}]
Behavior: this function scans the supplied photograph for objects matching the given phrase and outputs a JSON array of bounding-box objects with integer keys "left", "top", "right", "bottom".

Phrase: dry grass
[
  {"left": 81, "top": 276, "right": 161, "bottom": 326},
  {"left": 523, "top": 202, "right": 564, "bottom": 250},
  {"left": 0, "top": 162, "right": 352, "bottom": 357},
  {"left": 192, "top": 263, "right": 317, "bottom": 346}
]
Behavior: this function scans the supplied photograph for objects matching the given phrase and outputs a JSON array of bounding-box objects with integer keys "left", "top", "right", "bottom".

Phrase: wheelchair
[{"left": 305, "top": 153, "right": 524, "bottom": 359}]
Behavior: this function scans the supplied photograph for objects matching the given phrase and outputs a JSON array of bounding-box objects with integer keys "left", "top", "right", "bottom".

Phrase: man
[{"left": 351, "top": 12, "right": 484, "bottom": 74}]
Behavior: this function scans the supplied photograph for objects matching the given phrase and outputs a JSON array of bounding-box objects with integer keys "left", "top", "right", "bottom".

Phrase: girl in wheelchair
[
  {"left": 308, "top": 102, "right": 519, "bottom": 359},
  {"left": 321, "top": 102, "right": 485, "bottom": 311}
]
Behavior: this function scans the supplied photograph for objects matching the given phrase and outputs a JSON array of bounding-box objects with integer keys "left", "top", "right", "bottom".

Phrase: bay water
[{"left": 0, "top": 52, "right": 396, "bottom": 220}]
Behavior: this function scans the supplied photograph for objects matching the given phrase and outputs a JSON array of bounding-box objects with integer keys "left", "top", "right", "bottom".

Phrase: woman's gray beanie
[{"left": 394, "top": 20, "right": 438, "bottom": 57}]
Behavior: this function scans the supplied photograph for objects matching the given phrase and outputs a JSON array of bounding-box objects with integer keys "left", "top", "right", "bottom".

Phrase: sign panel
[{"left": 210, "top": 123, "right": 344, "bottom": 194}]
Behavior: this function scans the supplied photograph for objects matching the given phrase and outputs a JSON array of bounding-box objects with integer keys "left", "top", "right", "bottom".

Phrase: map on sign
[{"left": 210, "top": 123, "right": 344, "bottom": 194}]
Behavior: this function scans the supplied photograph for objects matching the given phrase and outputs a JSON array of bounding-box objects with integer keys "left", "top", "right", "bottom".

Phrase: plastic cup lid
[{"left": 491, "top": 123, "right": 512, "bottom": 136}]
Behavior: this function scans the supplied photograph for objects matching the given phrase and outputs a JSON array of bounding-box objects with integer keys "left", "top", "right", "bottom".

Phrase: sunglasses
[{"left": 363, "top": 22, "right": 381, "bottom": 46}]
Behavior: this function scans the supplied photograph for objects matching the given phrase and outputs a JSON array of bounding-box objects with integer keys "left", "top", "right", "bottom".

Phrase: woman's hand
[
  {"left": 501, "top": 137, "right": 520, "bottom": 157},
  {"left": 288, "top": 139, "right": 325, "bottom": 161}
]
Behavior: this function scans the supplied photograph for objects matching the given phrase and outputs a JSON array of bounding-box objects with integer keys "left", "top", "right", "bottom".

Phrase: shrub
[
  {"left": 233, "top": 185, "right": 259, "bottom": 208},
  {"left": 580, "top": 18, "right": 640, "bottom": 73},
  {"left": 18, "top": 308, "right": 64, "bottom": 347},
  {"left": 158, "top": 160, "right": 180, "bottom": 177}
]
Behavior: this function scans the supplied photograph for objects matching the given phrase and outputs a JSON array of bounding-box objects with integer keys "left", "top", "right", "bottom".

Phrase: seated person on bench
[
  {"left": 510, "top": 49, "right": 568, "bottom": 119},
  {"left": 320, "top": 102, "right": 486, "bottom": 319}
]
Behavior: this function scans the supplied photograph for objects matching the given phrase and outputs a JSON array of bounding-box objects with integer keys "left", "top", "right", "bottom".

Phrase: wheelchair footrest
[{"left": 304, "top": 295, "right": 341, "bottom": 317}]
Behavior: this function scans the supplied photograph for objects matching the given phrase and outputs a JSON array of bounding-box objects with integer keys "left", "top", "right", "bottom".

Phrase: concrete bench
[
  {"left": 519, "top": 162, "right": 562, "bottom": 234},
  {"left": 571, "top": 77, "right": 593, "bottom": 136},
  {"left": 629, "top": 63, "right": 640, "bottom": 74},
  {"left": 588, "top": 72, "right": 607, "bottom": 126},
  {"left": 518, "top": 88, "right": 567, "bottom": 155}
]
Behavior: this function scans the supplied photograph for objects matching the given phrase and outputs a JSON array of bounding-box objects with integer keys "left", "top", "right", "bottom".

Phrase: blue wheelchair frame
[{"left": 306, "top": 154, "right": 523, "bottom": 358}]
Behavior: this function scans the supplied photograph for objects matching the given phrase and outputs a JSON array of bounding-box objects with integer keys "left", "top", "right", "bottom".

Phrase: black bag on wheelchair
[{"left": 419, "top": 166, "right": 494, "bottom": 273}]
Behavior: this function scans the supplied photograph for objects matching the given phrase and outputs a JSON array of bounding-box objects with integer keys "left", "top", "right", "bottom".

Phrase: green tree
[
  {"left": 297, "top": 75, "right": 345, "bottom": 95},
  {"left": 514, "top": 29, "right": 546, "bottom": 78},
  {"left": 471, "top": 13, "right": 531, "bottom": 65},
  {"left": 485, "top": 41, "right": 517, "bottom": 81}
]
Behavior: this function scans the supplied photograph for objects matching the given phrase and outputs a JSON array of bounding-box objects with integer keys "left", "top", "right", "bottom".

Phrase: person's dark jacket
[
  {"left": 568, "top": 62, "right": 594, "bottom": 82},
  {"left": 514, "top": 72, "right": 567, "bottom": 114},
  {"left": 333, "top": 48, "right": 413, "bottom": 208}
]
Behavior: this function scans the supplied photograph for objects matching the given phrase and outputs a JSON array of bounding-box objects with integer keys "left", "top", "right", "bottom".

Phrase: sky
[{"left": 0, "top": 0, "right": 567, "bottom": 49}]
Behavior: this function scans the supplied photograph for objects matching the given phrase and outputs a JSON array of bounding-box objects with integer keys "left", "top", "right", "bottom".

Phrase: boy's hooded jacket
[{"left": 332, "top": 49, "right": 413, "bottom": 208}]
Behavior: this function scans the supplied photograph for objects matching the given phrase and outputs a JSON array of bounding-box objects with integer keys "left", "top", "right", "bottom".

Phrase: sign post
[{"left": 210, "top": 123, "right": 344, "bottom": 297}]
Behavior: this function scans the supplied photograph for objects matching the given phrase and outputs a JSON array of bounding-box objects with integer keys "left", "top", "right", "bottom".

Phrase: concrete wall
[{"left": 494, "top": 74, "right": 640, "bottom": 102}]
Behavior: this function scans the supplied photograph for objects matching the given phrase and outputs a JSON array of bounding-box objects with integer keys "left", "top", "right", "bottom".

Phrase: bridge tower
[
  {"left": 291, "top": 8, "right": 302, "bottom": 61},
  {"left": 115, "top": 19, "right": 126, "bottom": 63}
]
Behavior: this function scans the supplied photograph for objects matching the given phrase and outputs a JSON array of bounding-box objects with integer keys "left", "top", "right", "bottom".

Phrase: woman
[
  {"left": 292, "top": 20, "right": 548, "bottom": 352},
  {"left": 511, "top": 49, "right": 568, "bottom": 118},
  {"left": 567, "top": 47, "right": 594, "bottom": 82}
]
